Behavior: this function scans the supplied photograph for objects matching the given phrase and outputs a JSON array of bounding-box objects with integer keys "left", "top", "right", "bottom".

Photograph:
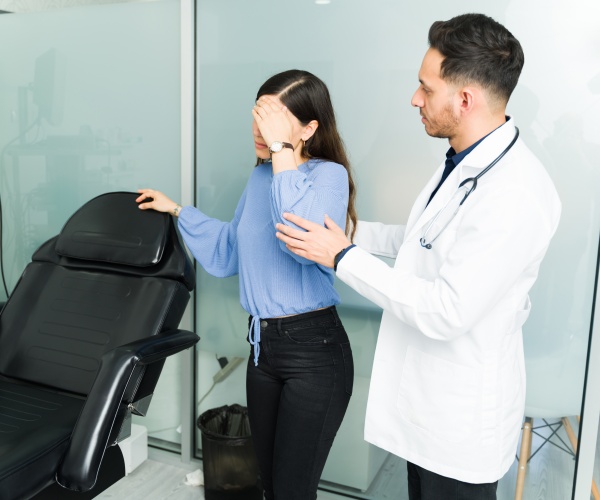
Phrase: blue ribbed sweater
[{"left": 177, "top": 159, "right": 349, "bottom": 364}]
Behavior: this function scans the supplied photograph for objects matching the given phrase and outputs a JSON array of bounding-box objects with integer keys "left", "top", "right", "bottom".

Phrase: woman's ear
[{"left": 302, "top": 120, "right": 319, "bottom": 141}]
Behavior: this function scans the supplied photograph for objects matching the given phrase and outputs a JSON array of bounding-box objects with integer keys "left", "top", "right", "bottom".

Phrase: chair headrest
[{"left": 55, "top": 192, "right": 169, "bottom": 267}]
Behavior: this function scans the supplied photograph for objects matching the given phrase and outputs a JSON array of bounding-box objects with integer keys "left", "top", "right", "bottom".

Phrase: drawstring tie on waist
[{"left": 249, "top": 315, "right": 261, "bottom": 366}]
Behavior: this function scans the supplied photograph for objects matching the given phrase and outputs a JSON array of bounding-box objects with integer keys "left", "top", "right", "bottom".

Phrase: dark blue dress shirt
[{"left": 427, "top": 136, "right": 486, "bottom": 206}]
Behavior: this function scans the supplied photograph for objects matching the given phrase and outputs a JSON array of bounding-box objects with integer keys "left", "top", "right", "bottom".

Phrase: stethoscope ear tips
[{"left": 425, "top": 244, "right": 432, "bottom": 250}]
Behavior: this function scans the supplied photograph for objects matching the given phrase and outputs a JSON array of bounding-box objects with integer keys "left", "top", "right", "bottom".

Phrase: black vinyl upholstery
[{"left": 0, "top": 192, "right": 198, "bottom": 499}]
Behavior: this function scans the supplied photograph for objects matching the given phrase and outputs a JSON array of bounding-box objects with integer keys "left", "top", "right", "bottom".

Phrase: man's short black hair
[{"left": 428, "top": 13, "right": 525, "bottom": 105}]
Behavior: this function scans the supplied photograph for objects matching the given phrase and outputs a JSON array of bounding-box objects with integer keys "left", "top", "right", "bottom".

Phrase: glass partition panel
[
  {"left": 195, "top": 0, "right": 600, "bottom": 498},
  {"left": 499, "top": 2, "right": 600, "bottom": 499},
  {"left": 0, "top": 0, "right": 184, "bottom": 450}
]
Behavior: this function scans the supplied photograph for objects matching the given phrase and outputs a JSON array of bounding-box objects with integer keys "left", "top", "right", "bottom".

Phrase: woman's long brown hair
[{"left": 256, "top": 70, "right": 357, "bottom": 241}]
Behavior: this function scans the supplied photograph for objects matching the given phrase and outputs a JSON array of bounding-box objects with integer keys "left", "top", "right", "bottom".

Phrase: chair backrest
[{"left": 0, "top": 192, "right": 194, "bottom": 396}]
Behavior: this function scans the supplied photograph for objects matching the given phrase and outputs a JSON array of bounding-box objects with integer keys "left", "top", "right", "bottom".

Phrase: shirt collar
[
  {"left": 446, "top": 135, "right": 485, "bottom": 167},
  {"left": 446, "top": 116, "right": 510, "bottom": 167}
]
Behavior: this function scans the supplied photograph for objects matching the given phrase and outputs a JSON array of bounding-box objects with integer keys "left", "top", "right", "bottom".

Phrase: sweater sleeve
[
  {"left": 271, "top": 161, "right": 349, "bottom": 264},
  {"left": 177, "top": 188, "right": 247, "bottom": 278}
]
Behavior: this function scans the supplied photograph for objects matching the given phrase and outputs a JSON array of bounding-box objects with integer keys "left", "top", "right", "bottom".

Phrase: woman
[{"left": 136, "top": 69, "right": 356, "bottom": 500}]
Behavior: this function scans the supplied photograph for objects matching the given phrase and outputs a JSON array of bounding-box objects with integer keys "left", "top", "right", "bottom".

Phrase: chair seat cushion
[{"left": 0, "top": 377, "right": 84, "bottom": 499}]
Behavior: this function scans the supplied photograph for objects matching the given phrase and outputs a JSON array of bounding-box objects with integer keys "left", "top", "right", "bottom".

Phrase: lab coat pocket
[{"left": 397, "top": 346, "right": 477, "bottom": 444}]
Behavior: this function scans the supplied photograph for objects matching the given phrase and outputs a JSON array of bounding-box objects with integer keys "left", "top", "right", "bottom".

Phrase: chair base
[
  {"left": 514, "top": 416, "right": 599, "bottom": 500},
  {"left": 30, "top": 445, "right": 125, "bottom": 499}
]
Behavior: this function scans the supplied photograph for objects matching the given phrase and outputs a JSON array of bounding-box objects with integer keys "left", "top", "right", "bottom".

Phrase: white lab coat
[{"left": 336, "top": 119, "right": 561, "bottom": 483}]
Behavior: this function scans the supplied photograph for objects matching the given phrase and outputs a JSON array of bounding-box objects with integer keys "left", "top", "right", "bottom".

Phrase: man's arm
[
  {"left": 352, "top": 221, "right": 405, "bottom": 258},
  {"left": 275, "top": 214, "right": 405, "bottom": 265},
  {"left": 277, "top": 184, "right": 559, "bottom": 342}
]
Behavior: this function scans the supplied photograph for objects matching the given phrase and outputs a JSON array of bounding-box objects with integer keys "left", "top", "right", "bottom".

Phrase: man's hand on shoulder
[{"left": 275, "top": 213, "right": 352, "bottom": 268}]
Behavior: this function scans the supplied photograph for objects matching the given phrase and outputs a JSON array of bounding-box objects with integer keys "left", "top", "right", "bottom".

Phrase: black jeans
[
  {"left": 246, "top": 306, "right": 353, "bottom": 500},
  {"left": 407, "top": 462, "right": 498, "bottom": 500}
]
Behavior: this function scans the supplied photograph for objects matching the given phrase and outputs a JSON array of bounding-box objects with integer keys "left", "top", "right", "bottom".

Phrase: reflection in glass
[{"left": 0, "top": 0, "right": 182, "bottom": 449}]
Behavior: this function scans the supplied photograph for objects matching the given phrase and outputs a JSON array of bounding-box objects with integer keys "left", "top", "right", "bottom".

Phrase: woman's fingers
[
  {"left": 135, "top": 189, "right": 176, "bottom": 213},
  {"left": 252, "top": 98, "right": 293, "bottom": 147},
  {"left": 257, "top": 96, "right": 283, "bottom": 112},
  {"left": 135, "top": 188, "right": 154, "bottom": 202},
  {"left": 136, "top": 189, "right": 156, "bottom": 209}
]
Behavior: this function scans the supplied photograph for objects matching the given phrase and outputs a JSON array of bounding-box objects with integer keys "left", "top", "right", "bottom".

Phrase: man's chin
[
  {"left": 424, "top": 127, "right": 449, "bottom": 140},
  {"left": 425, "top": 129, "right": 443, "bottom": 139}
]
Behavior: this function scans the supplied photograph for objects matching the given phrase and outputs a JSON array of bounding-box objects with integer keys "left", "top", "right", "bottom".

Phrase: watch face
[{"left": 269, "top": 141, "right": 283, "bottom": 153}]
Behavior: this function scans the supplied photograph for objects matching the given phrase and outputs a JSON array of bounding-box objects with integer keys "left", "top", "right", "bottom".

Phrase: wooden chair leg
[
  {"left": 563, "top": 417, "right": 600, "bottom": 500},
  {"left": 515, "top": 417, "right": 533, "bottom": 500},
  {"left": 563, "top": 416, "right": 577, "bottom": 449},
  {"left": 592, "top": 481, "right": 600, "bottom": 500}
]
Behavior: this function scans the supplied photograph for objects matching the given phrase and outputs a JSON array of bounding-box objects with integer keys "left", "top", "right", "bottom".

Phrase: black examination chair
[{"left": 0, "top": 192, "right": 198, "bottom": 499}]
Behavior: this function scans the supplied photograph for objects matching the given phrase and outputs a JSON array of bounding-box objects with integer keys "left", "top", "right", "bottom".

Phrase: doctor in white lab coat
[{"left": 275, "top": 13, "right": 561, "bottom": 500}]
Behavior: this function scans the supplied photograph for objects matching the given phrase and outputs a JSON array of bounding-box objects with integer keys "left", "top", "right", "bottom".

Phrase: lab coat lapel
[
  {"left": 404, "top": 164, "right": 461, "bottom": 243},
  {"left": 404, "top": 119, "right": 518, "bottom": 244},
  {"left": 403, "top": 162, "right": 446, "bottom": 240}
]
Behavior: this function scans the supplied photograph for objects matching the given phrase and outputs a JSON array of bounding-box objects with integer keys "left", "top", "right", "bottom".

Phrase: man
[{"left": 274, "top": 13, "right": 561, "bottom": 500}]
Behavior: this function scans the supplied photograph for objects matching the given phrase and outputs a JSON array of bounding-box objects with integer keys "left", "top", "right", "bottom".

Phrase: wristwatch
[{"left": 268, "top": 141, "right": 294, "bottom": 154}]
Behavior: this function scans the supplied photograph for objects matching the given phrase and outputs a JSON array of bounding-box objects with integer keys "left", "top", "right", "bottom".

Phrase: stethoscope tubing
[{"left": 420, "top": 127, "right": 520, "bottom": 249}]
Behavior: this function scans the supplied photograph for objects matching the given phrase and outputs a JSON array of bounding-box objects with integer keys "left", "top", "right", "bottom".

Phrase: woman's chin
[{"left": 255, "top": 150, "right": 271, "bottom": 161}]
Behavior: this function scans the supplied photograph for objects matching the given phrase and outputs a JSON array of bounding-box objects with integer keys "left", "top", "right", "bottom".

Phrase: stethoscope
[{"left": 420, "top": 127, "right": 520, "bottom": 250}]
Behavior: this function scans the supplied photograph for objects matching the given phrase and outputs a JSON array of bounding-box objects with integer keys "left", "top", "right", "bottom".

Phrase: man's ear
[
  {"left": 456, "top": 86, "right": 476, "bottom": 115},
  {"left": 302, "top": 120, "right": 319, "bottom": 141}
]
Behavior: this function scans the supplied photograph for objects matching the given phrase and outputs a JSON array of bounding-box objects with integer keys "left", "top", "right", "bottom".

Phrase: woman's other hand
[{"left": 136, "top": 188, "right": 180, "bottom": 215}]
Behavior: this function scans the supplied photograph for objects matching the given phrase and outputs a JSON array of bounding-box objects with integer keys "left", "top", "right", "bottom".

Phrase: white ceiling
[{"left": 0, "top": 0, "right": 152, "bottom": 13}]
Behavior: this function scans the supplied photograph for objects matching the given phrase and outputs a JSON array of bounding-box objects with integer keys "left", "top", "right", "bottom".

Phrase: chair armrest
[{"left": 56, "top": 329, "right": 199, "bottom": 492}]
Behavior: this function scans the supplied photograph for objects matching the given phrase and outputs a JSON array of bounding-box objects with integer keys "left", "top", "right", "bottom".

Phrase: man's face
[{"left": 411, "top": 48, "right": 460, "bottom": 140}]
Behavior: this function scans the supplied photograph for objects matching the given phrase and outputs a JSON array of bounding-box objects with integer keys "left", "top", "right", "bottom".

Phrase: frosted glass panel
[
  {"left": 0, "top": 2, "right": 181, "bottom": 291},
  {"left": 195, "top": 0, "right": 600, "bottom": 497},
  {"left": 0, "top": 0, "right": 182, "bottom": 447}
]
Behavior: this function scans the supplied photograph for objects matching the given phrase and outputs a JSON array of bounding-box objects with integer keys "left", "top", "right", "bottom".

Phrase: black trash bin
[{"left": 198, "top": 404, "right": 263, "bottom": 500}]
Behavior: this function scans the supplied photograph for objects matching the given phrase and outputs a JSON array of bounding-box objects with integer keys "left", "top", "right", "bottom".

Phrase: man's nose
[{"left": 411, "top": 89, "right": 423, "bottom": 108}]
